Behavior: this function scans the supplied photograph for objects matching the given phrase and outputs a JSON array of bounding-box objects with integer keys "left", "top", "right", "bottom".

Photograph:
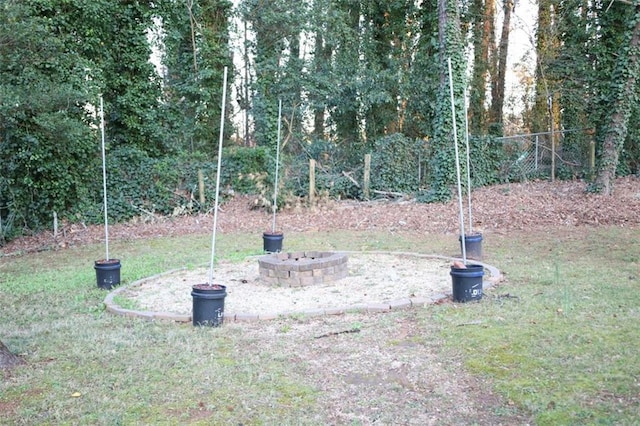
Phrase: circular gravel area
[{"left": 104, "top": 251, "right": 503, "bottom": 323}]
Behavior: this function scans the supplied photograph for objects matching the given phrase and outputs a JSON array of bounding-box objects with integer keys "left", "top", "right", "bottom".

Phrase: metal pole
[
  {"left": 100, "top": 96, "right": 109, "bottom": 261},
  {"left": 208, "top": 67, "right": 228, "bottom": 285},
  {"left": 448, "top": 58, "right": 466, "bottom": 264},
  {"left": 271, "top": 99, "right": 282, "bottom": 233},
  {"left": 535, "top": 135, "right": 539, "bottom": 171},
  {"left": 464, "top": 92, "right": 472, "bottom": 234}
]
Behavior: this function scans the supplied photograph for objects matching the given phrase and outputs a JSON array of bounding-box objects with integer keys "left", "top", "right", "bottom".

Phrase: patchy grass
[
  {"left": 1, "top": 227, "right": 639, "bottom": 424},
  {"left": 434, "top": 227, "right": 640, "bottom": 424}
]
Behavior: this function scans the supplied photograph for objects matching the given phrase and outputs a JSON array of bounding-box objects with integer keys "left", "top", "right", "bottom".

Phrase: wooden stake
[
  {"left": 309, "top": 159, "right": 316, "bottom": 205},
  {"left": 198, "top": 169, "right": 205, "bottom": 204},
  {"left": 363, "top": 154, "right": 371, "bottom": 199}
]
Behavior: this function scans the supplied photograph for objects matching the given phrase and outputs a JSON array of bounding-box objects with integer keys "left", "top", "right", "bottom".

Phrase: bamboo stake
[
  {"left": 447, "top": 58, "right": 467, "bottom": 264},
  {"left": 271, "top": 99, "right": 282, "bottom": 233},
  {"left": 100, "top": 96, "right": 109, "bottom": 261},
  {"left": 208, "top": 67, "right": 228, "bottom": 285},
  {"left": 464, "top": 93, "right": 473, "bottom": 234}
]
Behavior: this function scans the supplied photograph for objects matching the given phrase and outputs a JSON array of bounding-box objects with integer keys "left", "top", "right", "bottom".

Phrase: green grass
[
  {"left": 433, "top": 227, "right": 640, "bottom": 425},
  {"left": 1, "top": 227, "right": 639, "bottom": 424}
]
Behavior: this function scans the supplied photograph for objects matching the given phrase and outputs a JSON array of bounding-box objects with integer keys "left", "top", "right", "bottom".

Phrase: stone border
[{"left": 103, "top": 252, "right": 503, "bottom": 323}]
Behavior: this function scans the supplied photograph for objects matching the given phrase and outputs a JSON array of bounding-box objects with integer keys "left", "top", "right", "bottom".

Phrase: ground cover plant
[{"left": 1, "top": 179, "right": 639, "bottom": 424}]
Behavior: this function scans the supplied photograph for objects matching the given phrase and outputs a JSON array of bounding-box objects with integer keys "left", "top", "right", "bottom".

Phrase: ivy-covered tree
[
  {"left": 241, "top": 0, "right": 306, "bottom": 150},
  {"left": 594, "top": 3, "right": 640, "bottom": 194},
  {"left": 426, "top": 0, "right": 467, "bottom": 201},
  {"left": 326, "top": 0, "right": 363, "bottom": 151},
  {"left": 360, "top": 1, "right": 414, "bottom": 142},
  {"left": 403, "top": 0, "right": 440, "bottom": 140}
]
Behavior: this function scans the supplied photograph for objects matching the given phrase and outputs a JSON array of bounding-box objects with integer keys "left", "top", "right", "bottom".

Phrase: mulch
[{"left": 2, "top": 177, "right": 639, "bottom": 257}]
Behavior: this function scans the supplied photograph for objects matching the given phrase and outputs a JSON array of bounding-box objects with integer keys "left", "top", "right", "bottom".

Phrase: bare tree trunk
[
  {"left": 469, "top": 0, "right": 495, "bottom": 134},
  {"left": 0, "top": 340, "right": 23, "bottom": 369},
  {"left": 489, "top": 0, "right": 513, "bottom": 130},
  {"left": 532, "top": 0, "right": 559, "bottom": 134},
  {"left": 595, "top": 5, "right": 640, "bottom": 195}
]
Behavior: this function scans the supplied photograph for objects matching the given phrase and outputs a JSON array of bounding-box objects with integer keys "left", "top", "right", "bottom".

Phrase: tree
[
  {"left": 469, "top": 0, "right": 496, "bottom": 134},
  {"left": 426, "top": 0, "right": 467, "bottom": 201},
  {"left": 241, "top": 0, "right": 306, "bottom": 149},
  {"left": 488, "top": 0, "right": 513, "bottom": 134},
  {"left": 159, "top": 0, "right": 233, "bottom": 154},
  {"left": 360, "top": 1, "right": 415, "bottom": 141},
  {"left": 326, "top": 0, "right": 363, "bottom": 151},
  {"left": 594, "top": 4, "right": 640, "bottom": 194},
  {"left": 0, "top": 0, "right": 98, "bottom": 237}
]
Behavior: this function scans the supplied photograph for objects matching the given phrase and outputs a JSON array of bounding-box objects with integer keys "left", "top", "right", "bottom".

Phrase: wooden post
[
  {"left": 363, "top": 154, "right": 371, "bottom": 199},
  {"left": 198, "top": 169, "right": 205, "bottom": 204},
  {"left": 309, "top": 159, "right": 316, "bottom": 205}
]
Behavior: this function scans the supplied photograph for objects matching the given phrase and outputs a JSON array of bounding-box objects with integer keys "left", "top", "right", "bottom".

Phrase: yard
[{"left": 1, "top": 178, "right": 639, "bottom": 425}]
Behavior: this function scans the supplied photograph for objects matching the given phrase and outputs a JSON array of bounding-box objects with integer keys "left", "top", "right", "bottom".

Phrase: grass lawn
[{"left": 1, "top": 226, "right": 639, "bottom": 424}]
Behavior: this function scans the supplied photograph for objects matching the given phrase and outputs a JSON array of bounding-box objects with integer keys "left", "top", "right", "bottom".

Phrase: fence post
[
  {"left": 198, "top": 169, "right": 205, "bottom": 204},
  {"left": 535, "top": 135, "right": 539, "bottom": 171},
  {"left": 309, "top": 159, "right": 316, "bottom": 205},
  {"left": 363, "top": 154, "right": 371, "bottom": 199}
]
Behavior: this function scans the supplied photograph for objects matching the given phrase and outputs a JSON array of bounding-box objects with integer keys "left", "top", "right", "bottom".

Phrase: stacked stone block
[{"left": 258, "top": 251, "right": 349, "bottom": 287}]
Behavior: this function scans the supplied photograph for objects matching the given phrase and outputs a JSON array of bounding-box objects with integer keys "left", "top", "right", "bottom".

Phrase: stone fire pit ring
[{"left": 258, "top": 251, "right": 349, "bottom": 287}]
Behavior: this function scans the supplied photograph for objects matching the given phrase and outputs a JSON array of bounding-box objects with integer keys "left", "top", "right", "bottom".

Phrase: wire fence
[{"left": 496, "top": 128, "right": 595, "bottom": 181}]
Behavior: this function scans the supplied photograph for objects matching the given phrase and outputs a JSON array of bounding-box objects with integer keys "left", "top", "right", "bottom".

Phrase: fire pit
[{"left": 258, "top": 251, "right": 349, "bottom": 287}]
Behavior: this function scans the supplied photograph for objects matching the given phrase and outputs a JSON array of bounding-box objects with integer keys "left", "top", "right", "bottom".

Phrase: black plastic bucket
[
  {"left": 191, "top": 284, "right": 227, "bottom": 327},
  {"left": 459, "top": 232, "right": 483, "bottom": 260},
  {"left": 263, "top": 232, "right": 284, "bottom": 253},
  {"left": 450, "top": 264, "right": 484, "bottom": 302},
  {"left": 94, "top": 259, "right": 121, "bottom": 290}
]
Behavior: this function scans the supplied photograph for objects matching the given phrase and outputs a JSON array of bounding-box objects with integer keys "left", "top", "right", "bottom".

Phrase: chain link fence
[{"left": 496, "top": 128, "right": 595, "bottom": 182}]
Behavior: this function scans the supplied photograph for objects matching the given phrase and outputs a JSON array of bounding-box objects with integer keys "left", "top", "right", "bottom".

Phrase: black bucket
[
  {"left": 94, "top": 259, "right": 121, "bottom": 290},
  {"left": 191, "top": 284, "right": 227, "bottom": 327},
  {"left": 263, "top": 232, "right": 284, "bottom": 253},
  {"left": 450, "top": 264, "right": 484, "bottom": 302},
  {"left": 459, "top": 232, "right": 483, "bottom": 260}
]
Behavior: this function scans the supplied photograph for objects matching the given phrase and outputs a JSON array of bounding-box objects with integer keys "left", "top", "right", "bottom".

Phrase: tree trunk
[
  {"left": 469, "top": 0, "right": 495, "bottom": 134},
  {"left": 0, "top": 340, "right": 23, "bottom": 369},
  {"left": 489, "top": 0, "right": 513, "bottom": 132},
  {"left": 595, "top": 5, "right": 640, "bottom": 195},
  {"left": 313, "top": 30, "right": 326, "bottom": 138}
]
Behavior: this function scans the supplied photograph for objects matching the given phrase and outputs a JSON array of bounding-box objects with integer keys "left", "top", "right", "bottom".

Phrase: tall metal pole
[
  {"left": 464, "top": 92, "right": 473, "bottom": 233},
  {"left": 208, "top": 67, "right": 228, "bottom": 285},
  {"left": 448, "top": 58, "right": 466, "bottom": 264},
  {"left": 271, "top": 99, "right": 282, "bottom": 233},
  {"left": 244, "top": 20, "right": 250, "bottom": 147},
  {"left": 100, "top": 96, "right": 109, "bottom": 261}
]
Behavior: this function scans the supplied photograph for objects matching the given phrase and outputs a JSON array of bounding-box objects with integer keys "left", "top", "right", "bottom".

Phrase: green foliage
[
  {"left": 158, "top": 0, "right": 233, "bottom": 155},
  {"left": 370, "top": 134, "right": 422, "bottom": 193},
  {"left": 0, "top": 2, "right": 98, "bottom": 240},
  {"left": 78, "top": 146, "right": 271, "bottom": 224},
  {"left": 468, "top": 135, "right": 505, "bottom": 186}
]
